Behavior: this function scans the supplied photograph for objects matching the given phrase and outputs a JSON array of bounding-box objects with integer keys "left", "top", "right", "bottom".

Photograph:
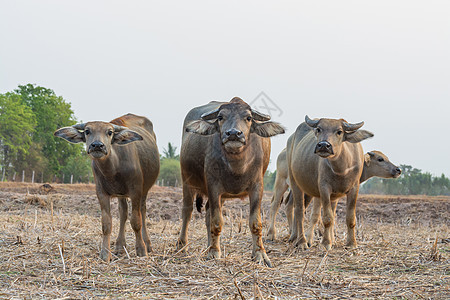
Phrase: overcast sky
[{"left": 1, "top": 1, "right": 449, "bottom": 177}]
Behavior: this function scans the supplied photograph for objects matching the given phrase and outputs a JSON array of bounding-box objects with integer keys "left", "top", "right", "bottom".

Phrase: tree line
[{"left": 360, "top": 164, "right": 449, "bottom": 196}]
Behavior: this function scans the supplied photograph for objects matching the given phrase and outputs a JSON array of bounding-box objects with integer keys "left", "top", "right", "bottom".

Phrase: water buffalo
[
  {"left": 54, "top": 114, "right": 160, "bottom": 261},
  {"left": 177, "top": 97, "right": 284, "bottom": 267},
  {"left": 266, "top": 149, "right": 401, "bottom": 241},
  {"left": 286, "top": 116, "right": 373, "bottom": 250}
]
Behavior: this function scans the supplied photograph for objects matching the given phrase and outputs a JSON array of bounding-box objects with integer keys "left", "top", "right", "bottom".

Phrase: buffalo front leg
[
  {"left": 290, "top": 184, "right": 308, "bottom": 250},
  {"left": 207, "top": 189, "right": 223, "bottom": 260},
  {"left": 177, "top": 184, "right": 195, "bottom": 251},
  {"left": 345, "top": 185, "right": 359, "bottom": 248},
  {"left": 140, "top": 194, "right": 152, "bottom": 252},
  {"left": 97, "top": 192, "right": 112, "bottom": 262},
  {"left": 306, "top": 197, "right": 321, "bottom": 247},
  {"left": 249, "top": 185, "right": 272, "bottom": 267},
  {"left": 115, "top": 197, "right": 128, "bottom": 256},
  {"left": 130, "top": 194, "right": 147, "bottom": 257},
  {"left": 266, "top": 177, "right": 288, "bottom": 240},
  {"left": 320, "top": 187, "right": 334, "bottom": 250}
]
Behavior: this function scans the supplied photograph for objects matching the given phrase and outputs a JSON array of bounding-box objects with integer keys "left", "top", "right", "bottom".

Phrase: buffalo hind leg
[
  {"left": 285, "top": 191, "right": 294, "bottom": 236},
  {"left": 177, "top": 183, "right": 195, "bottom": 251},
  {"left": 140, "top": 194, "right": 152, "bottom": 252},
  {"left": 266, "top": 176, "right": 288, "bottom": 240},
  {"left": 115, "top": 197, "right": 128, "bottom": 256},
  {"left": 130, "top": 193, "right": 147, "bottom": 257}
]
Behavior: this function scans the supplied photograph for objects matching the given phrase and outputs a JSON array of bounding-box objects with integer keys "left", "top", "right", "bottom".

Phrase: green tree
[
  {"left": 158, "top": 158, "right": 181, "bottom": 186},
  {"left": 264, "top": 169, "right": 277, "bottom": 191},
  {"left": 162, "top": 142, "right": 179, "bottom": 160},
  {"left": 14, "top": 84, "right": 84, "bottom": 181},
  {"left": 60, "top": 152, "right": 93, "bottom": 183},
  {"left": 0, "top": 92, "right": 36, "bottom": 177}
]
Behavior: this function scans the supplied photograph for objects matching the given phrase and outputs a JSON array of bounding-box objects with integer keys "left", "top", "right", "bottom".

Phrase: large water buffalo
[
  {"left": 266, "top": 149, "right": 401, "bottom": 241},
  {"left": 177, "top": 97, "right": 284, "bottom": 267},
  {"left": 286, "top": 116, "right": 373, "bottom": 250},
  {"left": 54, "top": 114, "right": 160, "bottom": 262}
]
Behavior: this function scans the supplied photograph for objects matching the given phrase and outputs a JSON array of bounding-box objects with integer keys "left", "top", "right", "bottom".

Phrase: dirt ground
[{"left": 0, "top": 182, "right": 448, "bottom": 299}]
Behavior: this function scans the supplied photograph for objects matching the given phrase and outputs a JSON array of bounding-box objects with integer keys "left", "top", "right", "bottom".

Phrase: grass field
[{"left": 0, "top": 183, "right": 448, "bottom": 299}]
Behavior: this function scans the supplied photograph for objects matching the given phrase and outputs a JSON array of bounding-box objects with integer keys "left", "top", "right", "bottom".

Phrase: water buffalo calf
[{"left": 54, "top": 114, "right": 160, "bottom": 262}]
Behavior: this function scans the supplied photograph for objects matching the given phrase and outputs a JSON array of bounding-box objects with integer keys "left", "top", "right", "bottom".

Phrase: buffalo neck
[
  {"left": 218, "top": 140, "right": 254, "bottom": 176},
  {"left": 92, "top": 151, "right": 120, "bottom": 180},
  {"left": 325, "top": 144, "right": 358, "bottom": 177},
  {"left": 359, "top": 163, "right": 373, "bottom": 183}
]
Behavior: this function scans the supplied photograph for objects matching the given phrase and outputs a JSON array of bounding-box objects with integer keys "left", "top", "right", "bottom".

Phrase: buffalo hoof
[
  {"left": 288, "top": 233, "right": 298, "bottom": 243},
  {"left": 144, "top": 241, "right": 153, "bottom": 253},
  {"left": 320, "top": 241, "right": 332, "bottom": 251},
  {"left": 135, "top": 245, "right": 148, "bottom": 257},
  {"left": 266, "top": 231, "right": 276, "bottom": 241},
  {"left": 252, "top": 250, "right": 273, "bottom": 268},
  {"left": 207, "top": 248, "right": 221, "bottom": 260},
  {"left": 345, "top": 241, "right": 357, "bottom": 249},
  {"left": 176, "top": 239, "right": 187, "bottom": 252},
  {"left": 295, "top": 240, "right": 309, "bottom": 250},
  {"left": 100, "top": 249, "right": 111, "bottom": 262},
  {"left": 114, "top": 244, "right": 127, "bottom": 257}
]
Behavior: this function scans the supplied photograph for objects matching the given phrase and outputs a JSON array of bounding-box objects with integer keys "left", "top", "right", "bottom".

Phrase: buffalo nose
[
  {"left": 317, "top": 141, "right": 332, "bottom": 150},
  {"left": 89, "top": 141, "right": 105, "bottom": 151},
  {"left": 396, "top": 167, "right": 402, "bottom": 174},
  {"left": 225, "top": 129, "right": 243, "bottom": 140}
]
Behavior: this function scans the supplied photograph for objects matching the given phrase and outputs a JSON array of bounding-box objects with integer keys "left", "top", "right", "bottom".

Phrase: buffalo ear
[
  {"left": 364, "top": 153, "right": 371, "bottom": 166},
  {"left": 252, "top": 121, "right": 285, "bottom": 137},
  {"left": 185, "top": 120, "right": 218, "bottom": 135},
  {"left": 346, "top": 130, "right": 374, "bottom": 143},
  {"left": 113, "top": 130, "right": 143, "bottom": 145},
  {"left": 54, "top": 127, "right": 85, "bottom": 143}
]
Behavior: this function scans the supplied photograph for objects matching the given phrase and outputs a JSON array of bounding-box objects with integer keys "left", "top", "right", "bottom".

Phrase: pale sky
[{"left": 1, "top": 1, "right": 449, "bottom": 177}]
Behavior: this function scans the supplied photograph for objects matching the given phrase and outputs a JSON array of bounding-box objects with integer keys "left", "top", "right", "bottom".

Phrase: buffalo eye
[
  {"left": 316, "top": 128, "right": 321, "bottom": 133},
  {"left": 378, "top": 157, "right": 384, "bottom": 162},
  {"left": 108, "top": 130, "right": 113, "bottom": 136},
  {"left": 217, "top": 115, "right": 223, "bottom": 121},
  {"left": 246, "top": 116, "right": 252, "bottom": 121},
  {"left": 85, "top": 129, "right": 90, "bottom": 135},
  {"left": 337, "top": 130, "right": 343, "bottom": 136}
]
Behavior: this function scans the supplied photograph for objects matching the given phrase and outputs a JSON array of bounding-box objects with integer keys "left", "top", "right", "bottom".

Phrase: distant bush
[
  {"left": 264, "top": 170, "right": 277, "bottom": 191},
  {"left": 158, "top": 158, "right": 181, "bottom": 187}
]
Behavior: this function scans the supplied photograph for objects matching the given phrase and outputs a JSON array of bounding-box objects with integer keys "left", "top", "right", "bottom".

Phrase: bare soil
[{"left": 0, "top": 182, "right": 448, "bottom": 299}]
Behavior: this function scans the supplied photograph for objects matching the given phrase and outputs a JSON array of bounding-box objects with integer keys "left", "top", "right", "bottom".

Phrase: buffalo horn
[
  {"left": 72, "top": 123, "right": 86, "bottom": 131},
  {"left": 305, "top": 115, "right": 319, "bottom": 128},
  {"left": 201, "top": 108, "right": 220, "bottom": 121},
  {"left": 113, "top": 125, "right": 128, "bottom": 132},
  {"left": 342, "top": 121, "right": 364, "bottom": 132}
]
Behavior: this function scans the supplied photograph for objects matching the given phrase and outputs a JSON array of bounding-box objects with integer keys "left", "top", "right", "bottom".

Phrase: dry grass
[{"left": 0, "top": 183, "right": 448, "bottom": 299}]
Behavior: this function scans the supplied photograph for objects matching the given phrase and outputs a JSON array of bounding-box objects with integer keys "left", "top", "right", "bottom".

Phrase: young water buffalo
[
  {"left": 177, "top": 97, "right": 284, "bottom": 267},
  {"left": 266, "top": 149, "right": 401, "bottom": 241},
  {"left": 286, "top": 116, "right": 373, "bottom": 250},
  {"left": 54, "top": 114, "right": 160, "bottom": 262},
  {"left": 287, "top": 150, "right": 402, "bottom": 245}
]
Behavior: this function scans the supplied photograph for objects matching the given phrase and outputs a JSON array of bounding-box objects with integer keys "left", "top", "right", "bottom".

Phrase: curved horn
[
  {"left": 251, "top": 109, "right": 271, "bottom": 121},
  {"left": 305, "top": 115, "right": 319, "bottom": 128},
  {"left": 201, "top": 108, "right": 220, "bottom": 121},
  {"left": 342, "top": 121, "right": 364, "bottom": 132},
  {"left": 113, "top": 125, "right": 128, "bottom": 132},
  {"left": 72, "top": 123, "right": 86, "bottom": 130},
  {"left": 367, "top": 151, "right": 375, "bottom": 157}
]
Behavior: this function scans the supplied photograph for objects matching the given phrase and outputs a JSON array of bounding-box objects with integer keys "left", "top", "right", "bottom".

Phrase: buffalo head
[
  {"left": 305, "top": 115, "right": 373, "bottom": 159},
  {"left": 54, "top": 121, "right": 143, "bottom": 159},
  {"left": 365, "top": 151, "right": 402, "bottom": 178},
  {"left": 186, "top": 97, "right": 285, "bottom": 154}
]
